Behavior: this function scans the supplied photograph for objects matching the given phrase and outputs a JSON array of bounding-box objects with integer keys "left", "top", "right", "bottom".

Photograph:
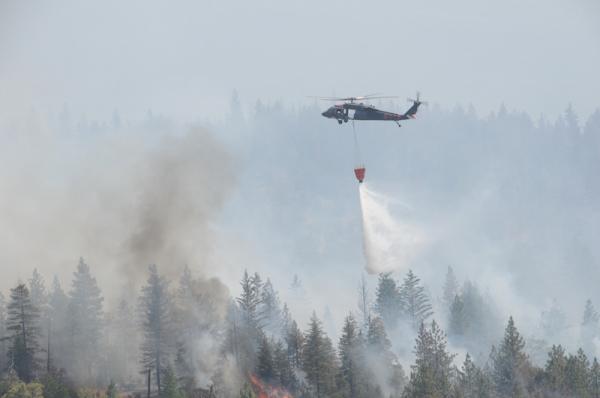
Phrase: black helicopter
[{"left": 318, "top": 92, "right": 426, "bottom": 127}]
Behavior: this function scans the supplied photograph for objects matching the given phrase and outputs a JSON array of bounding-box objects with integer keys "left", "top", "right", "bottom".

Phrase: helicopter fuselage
[{"left": 321, "top": 102, "right": 416, "bottom": 125}]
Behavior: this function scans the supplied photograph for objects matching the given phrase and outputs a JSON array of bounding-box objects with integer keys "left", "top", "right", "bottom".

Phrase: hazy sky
[{"left": 1, "top": 0, "right": 599, "bottom": 121}]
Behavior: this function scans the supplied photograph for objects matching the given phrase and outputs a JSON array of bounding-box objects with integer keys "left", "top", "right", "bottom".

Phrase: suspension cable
[{"left": 352, "top": 120, "right": 363, "bottom": 166}]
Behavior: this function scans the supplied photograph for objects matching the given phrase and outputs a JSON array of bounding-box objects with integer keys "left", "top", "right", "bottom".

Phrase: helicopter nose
[{"left": 322, "top": 108, "right": 335, "bottom": 118}]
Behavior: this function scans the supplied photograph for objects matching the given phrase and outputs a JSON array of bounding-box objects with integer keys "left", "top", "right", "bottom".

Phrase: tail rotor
[{"left": 407, "top": 91, "right": 428, "bottom": 106}]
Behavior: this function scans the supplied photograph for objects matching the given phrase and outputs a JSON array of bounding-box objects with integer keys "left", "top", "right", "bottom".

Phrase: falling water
[{"left": 358, "top": 183, "right": 424, "bottom": 274}]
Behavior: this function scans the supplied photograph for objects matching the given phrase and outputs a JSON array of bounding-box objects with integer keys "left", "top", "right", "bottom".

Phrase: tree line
[{"left": 2, "top": 263, "right": 600, "bottom": 398}]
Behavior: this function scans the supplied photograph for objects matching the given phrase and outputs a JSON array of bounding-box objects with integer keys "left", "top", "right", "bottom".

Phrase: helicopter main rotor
[{"left": 311, "top": 93, "right": 398, "bottom": 104}]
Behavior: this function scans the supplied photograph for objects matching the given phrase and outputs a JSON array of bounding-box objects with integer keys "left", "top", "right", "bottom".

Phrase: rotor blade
[
  {"left": 307, "top": 96, "right": 350, "bottom": 101},
  {"left": 312, "top": 96, "right": 364, "bottom": 101},
  {"left": 358, "top": 95, "right": 398, "bottom": 100},
  {"left": 360, "top": 93, "right": 383, "bottom": 98},
  {"left": 308, "top": 94, "right": 398, "bottom": 101}
]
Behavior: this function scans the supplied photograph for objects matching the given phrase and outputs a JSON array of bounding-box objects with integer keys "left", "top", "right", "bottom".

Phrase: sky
[{"left": 1, "top": 0, "right": 599, "bottom": 122}]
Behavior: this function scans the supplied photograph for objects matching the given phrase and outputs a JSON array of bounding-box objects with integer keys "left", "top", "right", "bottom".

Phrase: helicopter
[{"left": 318, "top": 92, "right": 426, "bottom": 127}]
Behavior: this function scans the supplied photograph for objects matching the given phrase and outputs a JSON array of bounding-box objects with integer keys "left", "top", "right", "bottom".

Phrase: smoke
[
  {"left": 358, "top": 183, "right": 425, "bottom": 274},
  {"left": 0, "top": 118, "right": 236, "bottom": 296},
  {"left": 0, "top": 116, "right": 244, "bottom": 389},
  {"left": 120, "top": 130, "right": 236, "bottom": 285},
  {"left": 176, "top": 275, "right": 231, "bottom": 386}
]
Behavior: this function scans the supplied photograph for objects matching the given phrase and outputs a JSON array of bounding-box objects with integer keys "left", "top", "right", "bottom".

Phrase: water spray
[{"left": 358, "top": 183, "right": 423, "bottom": 274}]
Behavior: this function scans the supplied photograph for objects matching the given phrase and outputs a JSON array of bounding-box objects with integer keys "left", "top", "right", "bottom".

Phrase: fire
[{"left": 248, "top": 374, "right": 293, "bottom": 398}]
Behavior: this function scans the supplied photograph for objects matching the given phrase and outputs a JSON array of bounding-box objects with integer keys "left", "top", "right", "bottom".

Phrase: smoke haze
[
  {"left": 1, "top": 1, "right": 600, "bottom": 396},
  {"left": 0, "top": 122, "right": 235, "bottom": 296}
]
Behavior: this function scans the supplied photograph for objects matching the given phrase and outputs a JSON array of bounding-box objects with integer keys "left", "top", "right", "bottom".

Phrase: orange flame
[{"left": 249, "top": 374, "right": 293, "bottom": 398}]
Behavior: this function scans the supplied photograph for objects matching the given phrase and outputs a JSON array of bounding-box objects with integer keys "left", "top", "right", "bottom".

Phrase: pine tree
[
  {"left": 223, "top": 300, "right": 241, "bottom": 369},
  {"left": 544, "top": 345, "right": 567, "bottom": 393},
  {"left": 357, "top": 275, "right": 371, "bottom": 331},
  {"left": 173, "top": 266, "right": 230, "bottom": 394},
  {"left": 366, "top": 316, "right": 399, "bottom": 396},
  {"left": 564, "top": 103, "right": 580, "bottom": 134},
  {"left": 177, "top": 265, "right": 194, "bottom": 300},
  {"left": 448, "top": 294, "right": 466, "bottom": 337},
  {"left": 28, "top": 270, "right": 48, "bottom": 315},
  {"left": 491, "top": 316, "right": 529, "bottom": 398},
  {"left": 582, "top": 299, "right": 599, "bottom": 357},
  {"left": 540, "top": 300, "right": 567, "bottom": 341},
  {"left": 403, "top": 320, "right": 455, "bottom": 398},
  {"left": 251, "top": 273, "right": 263, "bottom": 304},
  {"left": 590, "top": 357, "right": 600, "bottom": 398},
  {"left": 6, "top": 283, "right": 41, "bottom": 382},
  {"left": 259, "top": 279, "right": 282, "bottom": 334},
  {"left": 459, "top": 353, "right": 477, "bottom": 396},
  {"left": 173, "top": 267, "right": 212, "bottom": 391},
  {"left": 273, "top": 340, "right": 297, "bottom": 391},
  {"left": 399, "top": 270, "right": 433, "bottom": 329},
  {"left": 256, "top": 336, "right": 275, "bottom": 382},
  {"left": 0, "top": 292, "right": 7, "bottom": 372},
  {"left": 389, "top": 364, "right": 407, "bottom": 398},
  {"left": 237, "top": 270, "right": 262, "bottom": 330},
  {"left": 173, "top": 342, "right": 194, "bottom": 394},
  {"left": 462, "top": 282, "right": 498, "bottom": 337},
  {"left": 458, "top": 353, "right": 492, "bottom": 398},
  {"left": 291, "top": 274, "right": 301, "bottom": 291},
  {"left": 451, "top": 281, "right": 501, "bottom": 354},
  {"left": 366, "top": 316, "right": 393, "bottom": 362},
  {"left": 374, "top": 273, "right": 401, "bottom": 330},
  {"left": 29, "top": 269, "right": 49, "bottom": 373},
  {"left": 110, "top": 299, "right": 139, "bottom": 385},
  {"left": 67, "top": 258, "right": 104, "bottom": 383},
  {"left": 47, "top": 277, "right": 69, "bottom": 372},
  {"left": 41, "top": 368, "right": 77, "bottom": 398},
  {"left": 338, "top": 314, "right": 365, "bottom": 398},
  {"left": 302, "top": 313, "right": 337, "bottom": 398},
  {"left": 280, "top": 303, "right": 292, "bottom": 336},
  {"left": 228, "top": 89, "right": 245, "bottom": 127},
  {"left": 442, "top": 266, "right": 458, "bottom": 313},
  {"left": 583, "top": 300, "right": 600, "bottom": 326},
  {"left": 235, "top": 270, "right": 265, "bottom": 374},
  {"left": 285, "top": 319, "right": 303, "bottom": 368},
  {"left": 139, "top": 265, "right": 172, "bottom": 397},
  {"left": 162, "top": 366, "right": 183, "bottom": 398},
  {"left": 564, "top": 348, "right": 590, "bottom": 397}
]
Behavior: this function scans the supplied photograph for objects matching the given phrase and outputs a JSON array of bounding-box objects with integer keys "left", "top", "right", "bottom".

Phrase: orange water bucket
[{"left": 354, "top": 167, "right": 365, "bottom": 183}]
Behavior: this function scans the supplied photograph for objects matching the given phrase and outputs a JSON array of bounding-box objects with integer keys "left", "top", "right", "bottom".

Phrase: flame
[{"left": 249, "top": 374, "right": 293, "bottom": 398}]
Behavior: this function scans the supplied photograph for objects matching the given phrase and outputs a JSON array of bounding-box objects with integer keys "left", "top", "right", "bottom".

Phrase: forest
[
  {"left": 2, "top": 262, "right": 600, "bottom": 398},
  {"left": 1, "top": 100, "right": 600, "bottom": 398}
]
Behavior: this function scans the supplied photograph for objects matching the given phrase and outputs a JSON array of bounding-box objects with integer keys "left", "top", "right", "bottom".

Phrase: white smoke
[{"left": 358, "top": 183, "right": 425, "bottom": 274}]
